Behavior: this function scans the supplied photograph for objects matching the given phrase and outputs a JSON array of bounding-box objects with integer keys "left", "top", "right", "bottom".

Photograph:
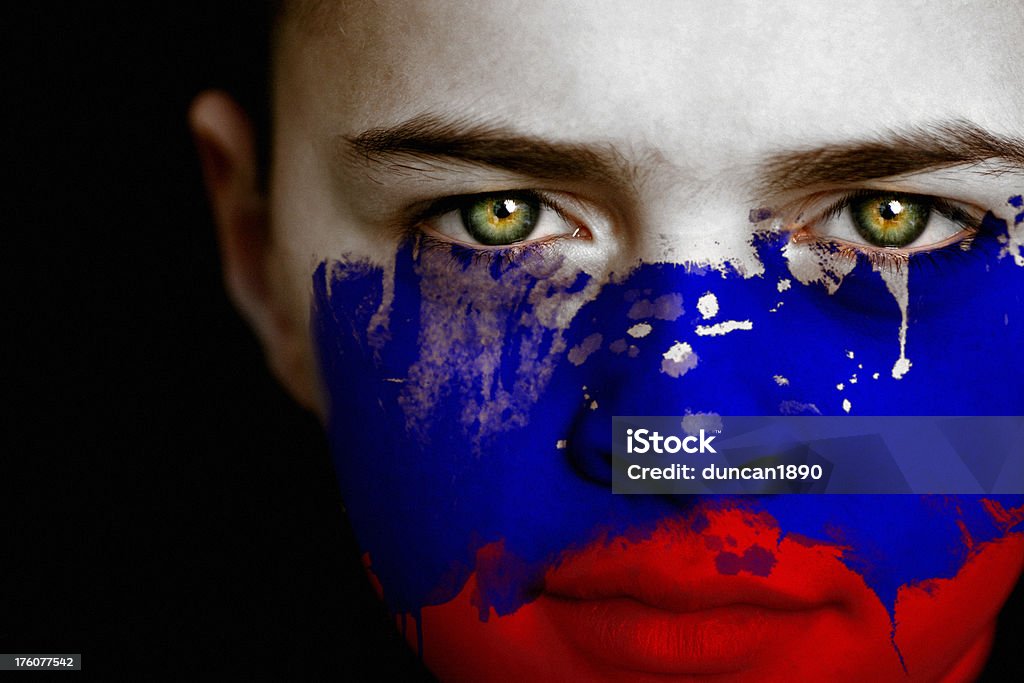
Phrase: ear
[{"left": 189, "top": 90, "right": 320, "bottom": 414}]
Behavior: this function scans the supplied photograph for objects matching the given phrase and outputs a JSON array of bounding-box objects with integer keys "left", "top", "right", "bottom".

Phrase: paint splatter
[
  {"left": 779, "top": 400, "right": 822, "bottom": 415},
  {"left": 997, "top": 196, "right": 1024, "bottom": 266},
  {"left": 681, "top": 411, "right": 723, "bottom": 435},
  {"left": 568, "top": 333, "right": 604, "bottom": 366},
  {"left": 782, "top": 240, "right": 857, "bottom": 294},
  {"left": 892, "top": 357, "right": 911, "bottom": 380},
  {"left": 627, "top": 293, "right": 684, "bottom": 321},
  {"left": 715, "top": 545, "right": 777, "bottom": 577},
  {"left": 626, "top": 323, "right": 652, "bottom": 338},
  {"left": 661, "top": 341, "right": 698, "bottom": 378},
  {"left": 697, "top": 292, "right": 719, "bottom": 319},
  {"left": 695, "top": 320, "right": 753, "bottom": 336}
]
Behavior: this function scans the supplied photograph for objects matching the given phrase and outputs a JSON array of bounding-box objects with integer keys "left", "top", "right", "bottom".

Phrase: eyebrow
[
  {"left": 343, "top": 115, "right": 1024, "bottom": 195},
  {"left": 342, "top": 114, "right": 627, "bottom": 185},
  {"left": 758, "top": 120, "right": 1024, "bottom": 195}
]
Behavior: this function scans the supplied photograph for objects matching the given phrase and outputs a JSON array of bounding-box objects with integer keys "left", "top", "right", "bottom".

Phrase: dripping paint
[{"left": 312, "top": 199, "right": 1024, "bottom": 676}]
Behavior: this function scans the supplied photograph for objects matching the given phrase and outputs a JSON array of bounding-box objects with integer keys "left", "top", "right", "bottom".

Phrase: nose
[{"left": 559, "top": 259, "right": 781, "bottom": 486}]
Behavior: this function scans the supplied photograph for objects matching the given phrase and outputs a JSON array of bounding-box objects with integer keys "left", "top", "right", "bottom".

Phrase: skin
[{"left": 192, "top": 1, "right": 1024, "bottom": 681}]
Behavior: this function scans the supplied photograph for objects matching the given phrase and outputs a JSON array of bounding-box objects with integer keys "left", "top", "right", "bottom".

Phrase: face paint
[{"left": 312, "top": 196, "right": 1024, "bottom": 677}]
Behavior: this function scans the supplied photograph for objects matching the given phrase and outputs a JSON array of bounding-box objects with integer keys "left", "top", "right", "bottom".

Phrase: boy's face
[{"left": 203, "top": 1, "right": 1024, "bottom": 680}]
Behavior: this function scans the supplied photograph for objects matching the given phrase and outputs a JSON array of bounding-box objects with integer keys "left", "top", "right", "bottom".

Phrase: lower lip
[{"left": 541, "top": 595, "right": 822, "bottom": 675}]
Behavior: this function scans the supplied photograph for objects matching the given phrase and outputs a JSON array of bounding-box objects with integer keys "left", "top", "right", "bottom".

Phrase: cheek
[
  {"left": 311, "top": 213, "right": 1023, "bottom": 678},
  {"left": 892, "top": 534, "right": 1024, "bottom": 676}
]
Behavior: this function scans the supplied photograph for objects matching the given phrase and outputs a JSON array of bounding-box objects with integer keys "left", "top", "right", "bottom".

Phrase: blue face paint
[{"left": 312, "top": 199, "right": 1024, "bottom": 641}]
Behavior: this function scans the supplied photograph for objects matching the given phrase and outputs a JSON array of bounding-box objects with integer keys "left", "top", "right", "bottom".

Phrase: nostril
[
  {"left": 563, "top": 406, "right": 615, "bottom": 487},
  {"left": 561, "top": 408, "right": 709, "bottom": 518}
]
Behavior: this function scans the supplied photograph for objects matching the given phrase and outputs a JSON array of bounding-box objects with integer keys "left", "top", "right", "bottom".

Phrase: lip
[{"left": 539, "top": 538, "right": 842, "bottom": 675}]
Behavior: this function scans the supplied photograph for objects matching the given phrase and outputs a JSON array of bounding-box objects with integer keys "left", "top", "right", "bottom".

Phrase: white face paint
[{"left": 270, "top": 0, "right": 1024, "bottom": 355}]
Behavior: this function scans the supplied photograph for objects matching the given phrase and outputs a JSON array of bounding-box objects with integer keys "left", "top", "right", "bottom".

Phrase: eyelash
[
  {"left": 407, "top": 190, "right": 576, "bottom": 266},
  {"left": 413, "top": 230, "right": 562, "bottom": 268},
  {"left": 407, "top": 189, "right": 993, "bottom": 270},
  {"left": 788, "top": 190, "right": 984, "bottom": 271}
]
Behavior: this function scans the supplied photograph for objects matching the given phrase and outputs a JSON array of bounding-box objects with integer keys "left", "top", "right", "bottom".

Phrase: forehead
[{"left": 275, "top": 0, "right": 1024, "bottom": 158}]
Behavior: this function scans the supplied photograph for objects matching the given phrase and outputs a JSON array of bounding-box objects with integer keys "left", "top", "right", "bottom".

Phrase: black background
[
  {"left": 8, "top": 3, "right": 431, "bottom": 679},
  {"left": 5, "top": 3, "right": 1021, "bottom": 680}
]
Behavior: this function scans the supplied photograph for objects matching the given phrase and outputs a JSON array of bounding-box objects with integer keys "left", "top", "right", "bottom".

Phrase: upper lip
[{"left": 542, "top": 544, "right": 837, "bottom": 614}]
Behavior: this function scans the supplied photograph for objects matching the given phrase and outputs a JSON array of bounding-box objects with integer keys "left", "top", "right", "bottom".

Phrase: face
[{"left": 219, "top": 1, "right": 1024, "bottom": 680}]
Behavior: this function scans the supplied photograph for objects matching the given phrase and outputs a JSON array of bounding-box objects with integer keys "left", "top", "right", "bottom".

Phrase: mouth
[{"left": 539, "top": 532, "right": 843, "bottom": 675}]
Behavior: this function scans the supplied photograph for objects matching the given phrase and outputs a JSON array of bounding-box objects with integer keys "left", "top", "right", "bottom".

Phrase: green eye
[
  {"left": 460, "top": 194, "right": 540, "bottom": 246},
  {"left": 850, "top": 193, "right": 931, "bottom": 247}
]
